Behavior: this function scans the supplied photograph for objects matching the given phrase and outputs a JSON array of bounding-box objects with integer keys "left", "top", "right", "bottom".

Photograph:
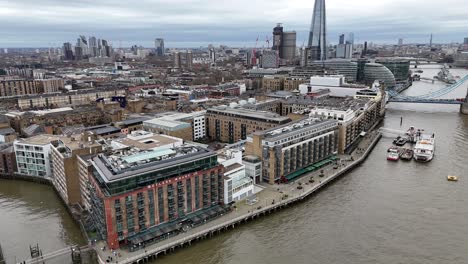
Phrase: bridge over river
[{"left": 387, "top": 75, "right": 468, "bottom": 107}]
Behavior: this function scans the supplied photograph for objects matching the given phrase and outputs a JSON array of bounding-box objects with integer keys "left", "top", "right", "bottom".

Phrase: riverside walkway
[{"left": 95, "top": 131, "right": 382, "bottom": 264}]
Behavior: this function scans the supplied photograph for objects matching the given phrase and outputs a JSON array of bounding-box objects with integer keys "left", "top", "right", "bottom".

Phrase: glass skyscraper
[{"left": 308, "top": 0, "right": 327, "bottom": 62}]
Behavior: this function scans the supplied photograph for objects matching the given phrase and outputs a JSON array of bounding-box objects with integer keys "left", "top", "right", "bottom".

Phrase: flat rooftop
[
  {"left": 92, "top": 145, "right": 215, "bottom": 182},
  {"left": 208, "top": 106, "right": 290, "bottom": 123},
  {"left": 111, "top": 131, "right": 181, "bottom": 150},
  {"left": 143, "top": 119, "right": 191, "bottom": 131},
  {"left": 15, "top": 134, "right": 60, "bottom": 145},
  {"left": 283, "top": 96, "right": 371, "bottom": 111},
  {"left": 257, "top": 118, "right": 338, "bottom": 142}
]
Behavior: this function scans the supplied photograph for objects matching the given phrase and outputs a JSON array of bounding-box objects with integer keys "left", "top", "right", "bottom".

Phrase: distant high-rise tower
[
  {"left": 271, "top": 23, "right": 296, "bottom": 64},
  {"left": 339, "top": 34, "right": 345, "bottom": 45},
  {"left": 89, "top": 36, "right": 98, "bottom": 57},
  {"left": 398, "top": 38, "right": 404, "bottom": 46},
  {"left": 174, "top": 52, "right": 181, "bottom": 68},
  {"left": 346, "top": 32, "right": 354, "bottom": 45},
  {"left": 308, "top": 0, "right": 327, "bottom": 62},
  {"left": 209, "top": 48, "right": 216, "bottom": 63},
  {"left": 62, "top": 42, "right": 74, "bottom": 60},
  {"left": 186, "top": 50, "right": 193, "bottom": 70},
  {"left": 430, "top": 34, "right": 433, "bottom": 47},
  {"left": 155, "top": 38, "right": 165, "bottom": 57}
]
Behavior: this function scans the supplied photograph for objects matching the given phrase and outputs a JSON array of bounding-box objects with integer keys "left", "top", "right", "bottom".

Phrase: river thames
[{"left": 1, "top": 65, "right": 467, "bottom": 264}]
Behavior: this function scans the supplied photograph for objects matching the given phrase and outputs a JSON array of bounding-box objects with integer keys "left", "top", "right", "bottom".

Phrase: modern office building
[
  {"left": 375, "top": 58, "right": 410, "bottom": 81},
  {"left": 272, "top": 23, "right": 284, "bottom": 54},
  {"left": 174, "top": 52, "right": 181, "bottom": 69},
  {"left": 309, "top": 59, "right": 358, "bottom": 82},
  {"left": 87, "top": 143, "right": 226, "bottom": 249},
  {"left": 308, "top": 0, "right": 327, "bottom": 61},
  {"left": 363, "top": 63, "right": 396, "bottom": 88},
  {"left": 186, "top": 51, "right": 193, "bottom": 70},
  {"left": 261, "top": 50, "right": 279, "bottom": 69},
  {"left": 281, "top": 31, "right": 297, "bottom": 62},
  {"left": 62, "top": 42, "right": 74, "bottom": 60},
  {"left": 89, "top": 36, "right": 98, "bottom": 57},
  {"left": 206, "top": 106, "right": 291, "bottom": 143},
  {"left": 398, "top": 38, "right": 404, "bottom": 46},
  {"left": 209, "top": 49, "right": 216, "bottom": 63},
  {"left": 245, "top": 118, "right": 339, "bottom": 184},
  {"left": 155, "top": 38, "right": 165, "bottom": 57},
  {"left": 272, "top": 23, "right": 296, "bottom": 62}
]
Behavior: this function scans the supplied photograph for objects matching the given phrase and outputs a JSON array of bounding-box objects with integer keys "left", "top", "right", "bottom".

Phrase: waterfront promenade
[{"left": 94, "top": 130, "right": 382, "bottom": 264}]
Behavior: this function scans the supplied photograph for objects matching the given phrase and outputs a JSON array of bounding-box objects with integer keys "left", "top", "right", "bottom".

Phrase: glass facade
[
  {"left": 308, "top": 0, "right": 327, "bottom": 61},
  {"left": 375, "top": 59, "right": 410, "bottom": 81},
  {"left": 364, "top": 63, "right": 396, "bottom": 88}
]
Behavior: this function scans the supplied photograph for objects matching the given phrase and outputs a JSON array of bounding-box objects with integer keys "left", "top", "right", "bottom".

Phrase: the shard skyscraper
[{"left": 308, "top": 0, "right": 327, "bottom": 61}]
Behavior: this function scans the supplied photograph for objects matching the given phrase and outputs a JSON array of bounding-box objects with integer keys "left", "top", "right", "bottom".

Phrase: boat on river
[
  {"left": 414, "top": 133, "right": 435, "bottom": 162},
  {"left": 387, "top": 148, "right": 400, "bottom": 161},
  {"left": 401, "top": 149, "right": 414, "bottom": 161},
  {"left": 447, "top": 175, "right": 458, "bottom": 182}
]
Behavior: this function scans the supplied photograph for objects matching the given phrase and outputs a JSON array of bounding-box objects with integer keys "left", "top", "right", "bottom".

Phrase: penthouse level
[{"left": 88, "top": 144, "right": 226, "bottom": 249}]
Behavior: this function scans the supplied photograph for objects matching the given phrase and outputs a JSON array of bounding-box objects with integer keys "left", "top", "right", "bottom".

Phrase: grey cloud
[{"left": 0, "top": 0, "right": 466, "bottom": 47}]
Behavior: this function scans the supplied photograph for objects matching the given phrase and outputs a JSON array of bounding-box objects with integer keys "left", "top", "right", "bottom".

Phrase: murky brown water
[
  {"left": 0, "top": 180, "right": 85, "bottom": 263},
  {"left": 152, "top": 66, "right": 468, "bottom": 264},
  {"left": 1, "top": 65, "right": 467, "bottom": 264}
]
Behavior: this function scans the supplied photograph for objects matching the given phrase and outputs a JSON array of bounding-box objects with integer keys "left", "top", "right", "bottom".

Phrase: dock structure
[{"left": 94, "top": 131, "right": 382, "bottom": 264}]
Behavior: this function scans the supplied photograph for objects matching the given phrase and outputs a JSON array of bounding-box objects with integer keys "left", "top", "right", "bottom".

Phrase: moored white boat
[{"left": 414, "top": 134, "right": 435, "bottom": 162}]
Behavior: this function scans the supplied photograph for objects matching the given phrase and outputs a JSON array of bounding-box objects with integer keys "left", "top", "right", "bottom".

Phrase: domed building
[{"left": 363, "top": 63, "right": 396, "bottom": 89}]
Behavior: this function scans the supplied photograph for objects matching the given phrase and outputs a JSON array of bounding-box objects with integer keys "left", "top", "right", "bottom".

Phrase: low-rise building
[
  {"left": 0, "top": 143, "right": 17, "bottom": 178},
  {"left": 283, "top": 77, "right": 307, "bottom": 91},
  {"left": 245, "top": 118, "right": 339, "bottom": 184},
  {"left": 5, "top": 107, "right": 106, "bottom": 136},
  {"left": 262, "top": 75, "right": 285, "bottom": 91},
  {"left": 16, "top": 87, "right": 126, "bottom": 110}
]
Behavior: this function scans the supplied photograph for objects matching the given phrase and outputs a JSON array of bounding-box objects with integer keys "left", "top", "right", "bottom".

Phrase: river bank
[{"left": 94, "top": 129, "right": 382, "bottom": 264}]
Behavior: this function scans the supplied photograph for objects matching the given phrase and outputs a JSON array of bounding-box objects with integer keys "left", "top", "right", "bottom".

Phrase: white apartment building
[
  {"left": 219, "top": 149, "right": 254, "bottom": 204},
  {"left": 14, "top": 135, "right": 58, "bottom": 178}
]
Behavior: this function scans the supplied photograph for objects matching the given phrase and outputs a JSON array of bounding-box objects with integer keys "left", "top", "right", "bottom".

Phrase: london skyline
[{"left": 0, "top": 0, "right": 467, "bottom": 47}]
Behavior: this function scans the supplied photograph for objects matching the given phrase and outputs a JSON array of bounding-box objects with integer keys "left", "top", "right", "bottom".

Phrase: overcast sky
[{"left": 0, "top": 0, "right": 466, "bottom": 48}]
